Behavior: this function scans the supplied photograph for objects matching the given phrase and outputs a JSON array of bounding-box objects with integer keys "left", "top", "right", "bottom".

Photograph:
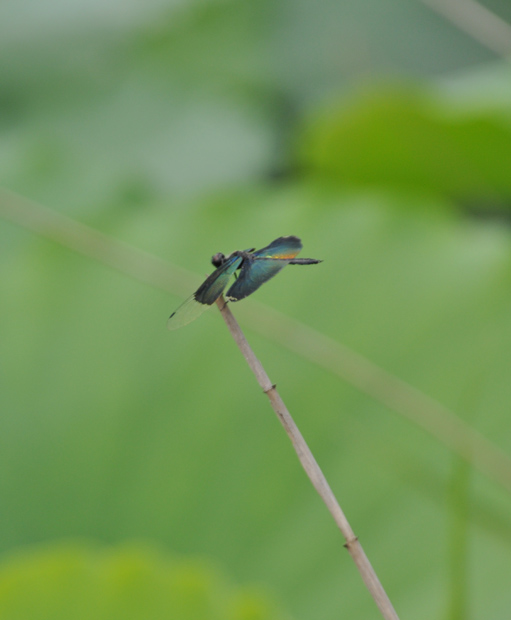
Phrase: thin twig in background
[
  {"left": 419, "top": 0, "right": 511, "bottom": 57},
  {"left": 2, "top": 189, "right": 511, "bottom": 494},
  {"left": 215, "top": 295, "right": 400, "bottom": 620}
]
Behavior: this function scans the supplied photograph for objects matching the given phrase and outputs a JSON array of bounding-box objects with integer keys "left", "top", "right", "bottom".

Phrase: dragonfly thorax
[{"left": 211, "top": 249, "right": 255, "bottom": 269}]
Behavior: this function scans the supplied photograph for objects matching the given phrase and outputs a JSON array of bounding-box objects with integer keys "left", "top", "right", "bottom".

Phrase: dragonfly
[{"left": 167, "top": 235, "right": 322, "bottom": 330}]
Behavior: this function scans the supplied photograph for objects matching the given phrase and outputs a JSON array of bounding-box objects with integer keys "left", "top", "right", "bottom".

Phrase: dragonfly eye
[{"left": 211, "top": 252, "right": 226, "bottom": 268}]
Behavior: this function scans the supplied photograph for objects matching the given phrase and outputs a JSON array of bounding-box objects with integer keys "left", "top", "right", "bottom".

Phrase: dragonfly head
[{"left": 211, "top": 252, "right": 226, "bottom": 268}]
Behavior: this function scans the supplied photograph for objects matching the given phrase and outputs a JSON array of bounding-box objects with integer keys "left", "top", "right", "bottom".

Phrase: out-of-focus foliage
[
  {"left": 2, "top": 1, "right": 511, "bottom": 620},
  {"left": 0, "top": 543, "right": 285, "bottom": 620},
  {"left": 298, "top": 76, "right": 511, "bottom": 199},
  {"left": 0, "top": 0, "right": 504, "bottom": 211}
]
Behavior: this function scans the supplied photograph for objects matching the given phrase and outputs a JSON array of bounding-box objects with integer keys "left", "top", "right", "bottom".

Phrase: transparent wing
[
  {"left": 167, "top": 294, "right": 213, "bottom": 330},
  {"left": 167, "top": 254, "right": 243, "bottom": 330}
]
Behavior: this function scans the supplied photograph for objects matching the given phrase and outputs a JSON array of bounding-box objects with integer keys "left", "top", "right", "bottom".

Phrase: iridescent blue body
[{"left": 167, "top": 236, "right": 321, "bottom": 330}]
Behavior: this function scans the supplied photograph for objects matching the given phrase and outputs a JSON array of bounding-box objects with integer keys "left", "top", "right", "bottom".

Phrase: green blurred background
[{"left": 2, "top": 0, "right": 511, "bottom": 618}]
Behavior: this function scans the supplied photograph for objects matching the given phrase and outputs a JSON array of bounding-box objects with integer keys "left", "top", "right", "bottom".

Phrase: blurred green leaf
[
  {"left": 0, "top": 543, "right": 287, "bottom": 620},
  {"left": 298, "top": 82, "right": 511, "bottom": 201}
]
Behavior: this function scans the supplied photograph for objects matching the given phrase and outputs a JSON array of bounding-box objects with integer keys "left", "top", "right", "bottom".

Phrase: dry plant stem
[{"left": 215, "top": 296, "right": 400, "bottom": 620}]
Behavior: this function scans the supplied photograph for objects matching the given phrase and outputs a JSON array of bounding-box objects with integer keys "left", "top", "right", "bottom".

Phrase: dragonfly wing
[
  {"left": 251, "top": 235, "right": 302, "bottom": 259},
  {"left": 166, "top": 293, "right": 212, "bottom": 330},
  {"left": 226, "top": 256, "right": 290, "bottom": 301},
  {"left": 226, "top": 236, "right": 302, "bottom": 301},
  {"left": 167, "top": 254, "right": 242, "bottom": 329}
]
